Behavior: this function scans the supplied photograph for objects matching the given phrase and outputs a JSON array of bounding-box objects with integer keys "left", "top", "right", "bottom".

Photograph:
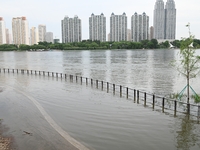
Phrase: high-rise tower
[
  {"left": 12, "top": 17, "right": 29, "bottom": 45},
  {"left": 165, "top": 0, "right": 176, "bottom": 39},
  {"left": 30, "top": 27, "right": 38, "bottom": 45},
  {"left": 131, "top": 12, "right": 149, "bottom": 42},
  {"left": 110, "top": 12, "right": 127, "bottom": 42},
  {"left": 38, "top": 24, "right": 46, "bottom": 42},
  {"left": 0, "top": 17, "right": 6, "bottom": 45},
  {"left": 89, "top": 13, "right": 106, "bottom": 42},
  {"left": 46, "top": 32, "right": 54, "bottom": 43},
  {"left": 153, "top": 0, "right": 165, "bottom": 39},
  {"left": 153, "top": 0, "right": 176, "bottom": 40},
  {"left": 61, "top": 15, "right": 82, "bottom": 43}
]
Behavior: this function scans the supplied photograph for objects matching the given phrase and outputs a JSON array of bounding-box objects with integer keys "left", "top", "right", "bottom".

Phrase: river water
[{"left": 0, "top": 49, "right": 200, "bottom": 150}]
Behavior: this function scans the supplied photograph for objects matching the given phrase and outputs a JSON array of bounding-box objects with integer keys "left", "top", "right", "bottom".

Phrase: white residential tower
[
  {"left": 61, "top": 15, "right": 82, "bottom": 43},
  {"left": 12, "top": 17, "right": 29, "bottom": 45},
  {"left": 89, "top": 13, "right": 106, "bottom": 42}
]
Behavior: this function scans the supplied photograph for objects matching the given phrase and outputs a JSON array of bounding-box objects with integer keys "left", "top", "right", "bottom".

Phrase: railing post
[
  {"left": 113, "top": 84, "right": 115, "bottom": 94},
  {"left": 48, "top": 72, "right": 49, "bottom": 76},
  {"left": 71, "top": 75, "right": 73, "bottom": 82},
  {"left": 144, "top": 92, "right": 146, "bottom": 106},
  {"left": 96, "top": 80, "right": 98, "bottom": 88},
  {"left": 107, "top": 82, "right": 109, "bottom": 93},
  {"left": 198, "top": 105, "right": 200, "bottom": 120},
  {"left": 17, "top": 69, "right": 18, "bottom": 74},
  {"left": 65, "top": 74, "right": 66, "bottom": 79},
  {"left": 27, "top": 70, "right": 29, "bottom": 74},
  {"left": 56, "top": 73, "right": 58, "bottom": 78},
  {"left": 153, "top": 95, "right": 155, "bottom": 109},
  {"left": 162, "top": 97, "right": 165, "bottom": 112},
  {"left": 86, "top": 78, "right": 88, "bottom": 85},
  {"left": 60, "top": 73, "right": 62, "bottom": 78},
  {"left": 134, "top": 89, "right": 136, "bottom": 102},
  {"left": 13, "top": 69, "right": 14, "bottom": 73},
  {"left": 43, "top": 71, "right": 45, "bottom": 76},
  {"left": 126, "top": 87, "right": 128, "bottom": 99},
  {"left": 31, "top": 70, "right": 32, "bottom": 74},
  {"left": 76, "top": 76, "right": 78, "bottom": 82},
  {"left": 39, "top": 71, "right": 41, "bottom": 75},
  {"left": 120, "top": 85, "right": 122, "bottom": 97},
  {"left": 35, "top": 70, "right": 36, "bottom": 74},
  {"left": 187, "top": 103, "right": 190, "bottom": 114},
  {"left": 4, "top": 68, "right": 5, "bottom": 73},
  {"left": 174, "top": 100, "right": 177, "bottom": 116},
  {"left": 137, "top": 90, "right": 139, "bottom": 103},
  {"left": 101, "top": 81, "right": 103, "bottom": 90},
  {"left": 8, "top": 69, "right": 9, "bottom": 73},
  {"left": 91, "top": 79, "right": 93, "bottom": 87}
]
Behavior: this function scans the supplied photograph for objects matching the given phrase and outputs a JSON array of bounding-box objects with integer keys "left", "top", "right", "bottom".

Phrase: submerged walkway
[
  {"left": 0, "top": 68, "right": 200, "bottom": 150},
  {"left": 1, "top": 68, "right": 199, "bottom": 119}
]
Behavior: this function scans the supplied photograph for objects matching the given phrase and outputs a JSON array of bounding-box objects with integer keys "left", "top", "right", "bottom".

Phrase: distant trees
[
  {"left": 0, "top": 44, "right": 18, "bottom": 51},
  {"left": 1, "top": 37, "right": 200, "bottom": 51}
]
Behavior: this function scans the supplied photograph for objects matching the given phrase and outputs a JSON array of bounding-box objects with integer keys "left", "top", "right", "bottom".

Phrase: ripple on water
[{"left": 0, "top": 72, "right": 200, "bottom": 150}]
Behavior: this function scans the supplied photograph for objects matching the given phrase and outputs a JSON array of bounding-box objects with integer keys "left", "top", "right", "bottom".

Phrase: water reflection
[
  {"left": 151, "top": 49, "right": 176, "bottom": 95},
  {"left": 81, "top": 50, "right": 91, "bottom": 77},
  {"left": 105, "top": 50, "right": 111, "bottom": 82},
  {"left": 175, "top": 115, "right": 200, "bottom": 150},
  {"left": 1, "top": 49, "right": 200, "bottom": 95},
  {"left": 0, "top": 50, "right": 200, "bottom": 150},
  {"left": 63, "top": 50, "right": 82, "bottom": 75}
]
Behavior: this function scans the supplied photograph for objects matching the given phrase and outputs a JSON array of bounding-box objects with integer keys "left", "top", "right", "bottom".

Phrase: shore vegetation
[{"left": 1, "top": 38, "right": 200, "bottom": 51}]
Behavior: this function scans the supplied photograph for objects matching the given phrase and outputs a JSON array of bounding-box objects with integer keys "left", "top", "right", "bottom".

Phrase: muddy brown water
[{"left": 0, "top": 49, "right": 200, "bottom": 150}]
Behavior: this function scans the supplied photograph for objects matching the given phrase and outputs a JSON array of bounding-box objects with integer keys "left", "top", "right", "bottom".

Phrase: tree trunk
[
  {"left": 187, "top": 49, "right": 190, "bottom": 104},
  {"left": 187, "top": 76, "right": 190, "bottom": 104}
]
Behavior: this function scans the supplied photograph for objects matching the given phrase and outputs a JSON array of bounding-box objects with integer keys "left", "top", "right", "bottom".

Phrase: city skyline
[{"left": 1, "top": 0, "right": 200, "bottom": 42}]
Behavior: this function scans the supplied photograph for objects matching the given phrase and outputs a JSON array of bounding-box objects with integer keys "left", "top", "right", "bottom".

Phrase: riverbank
[
  {"left": 0, "top": 136, "right": 12, "bottom": 150},
  {"left": 0, "top": 120, "right": 12, "bottom": 150}
]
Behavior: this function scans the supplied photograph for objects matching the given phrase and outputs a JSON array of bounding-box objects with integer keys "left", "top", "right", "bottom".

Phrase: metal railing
[{"left": 1, "top": 68, "right": 200, "bottom": 119}]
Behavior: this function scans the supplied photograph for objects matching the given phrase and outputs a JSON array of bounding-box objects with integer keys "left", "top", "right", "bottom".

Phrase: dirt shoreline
[
  {"left": 0, "top": 136, "right": 12, "bottom": 150},
  {"left": 0, "top": 120, "right": 13, "bottom": 150}
]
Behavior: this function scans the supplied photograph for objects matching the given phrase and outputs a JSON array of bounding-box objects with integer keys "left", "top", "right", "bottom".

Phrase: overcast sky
[{"left": 1, "top": 0, "right": 200, "bottom": 41}]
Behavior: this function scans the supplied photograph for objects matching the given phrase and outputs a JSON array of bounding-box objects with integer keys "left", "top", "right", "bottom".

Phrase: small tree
[{"left": 172, "top": 23, "right": 200, "bottom": 104}]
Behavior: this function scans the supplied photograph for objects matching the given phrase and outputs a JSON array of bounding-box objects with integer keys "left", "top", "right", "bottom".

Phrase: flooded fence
[{"left": 1, "top": 68, "right": 200, "bottom": 119}]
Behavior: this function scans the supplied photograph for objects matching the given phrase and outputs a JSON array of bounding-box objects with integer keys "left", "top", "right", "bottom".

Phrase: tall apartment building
[
  {"left": 127, "top": 29, "right": 131, "bottom": 41},
  {"left": 0, "top": 17, "right": 6, "bottom": 45},
  {"left": 89, "top": 13, "right": 106, "bottom": 42},
  {"left": 61, "top": 15, "right": 82, "bottom": 43},
  {"left": 46, "top": 32, "right": 54, "bottom": 43},
  {"left": 38, "top": 24, "right": 46, "bottom": 42},
  {"left": 12, "top": 17, "right": 29, "bottom": 45},
  {"left": 149, "top": 26, "right": 154, "bottom": 40},
  {"left": 165, "top": 0, "right": 176, "bottom": 39},
  {"left": 107, "top": 33, "right": 110, "bottom": 42},
  {"left": 6, "top": 29, "right": 10, "bottom": 44},
  {"left": 30, "top": 27, "right": 38, "bottom": 45},
  {"left": 110, "top": 12, "right": 127, "bottom": 42},
  {"left": 153, "top": 0, "right": 176, "bottom": 40},
  {"left": 131, "top": 12, "right": 149, "bottom": 42}
]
